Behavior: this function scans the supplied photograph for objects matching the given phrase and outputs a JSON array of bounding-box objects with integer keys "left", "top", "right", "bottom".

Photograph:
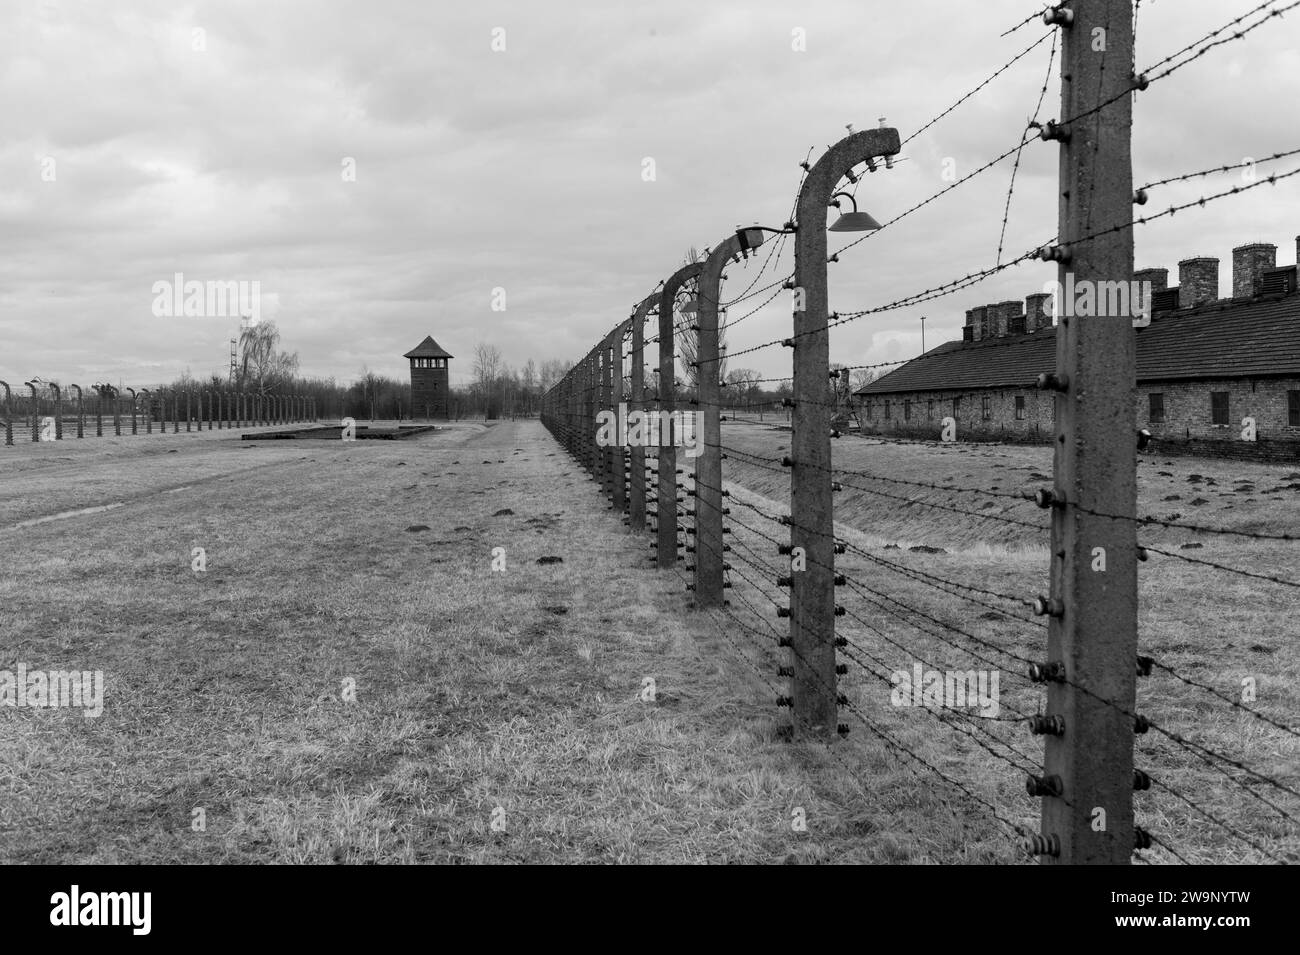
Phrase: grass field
[
  {"left": 0, "top": 419, "right": 1294, "bottom": 863},
  {"left": 715, "top": 417, "right": 1300, "bottom": 864}
]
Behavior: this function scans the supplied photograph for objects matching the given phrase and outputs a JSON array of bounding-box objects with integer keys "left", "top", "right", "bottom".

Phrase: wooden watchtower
[{"left": 405, "top": 336, "right": 453, "bottom": 420}]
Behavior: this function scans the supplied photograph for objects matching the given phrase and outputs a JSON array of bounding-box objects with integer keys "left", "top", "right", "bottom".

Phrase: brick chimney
[
  {"left": 1178, "top": 257, "right": 1219, "bottom": 308},
  {"left": 996, "top": 300, "right": 1025, "bottom": 336},
  {"left": 1232, "top": 243, "right": 1277, "bottom": 298},
  {"left": 1133, "top": 268, "right": 1168, "bottom": 291},
  {"left": 970, "top": 305, "right": 987, "bottom": 342},
  {"left": 1025, "top": 293, "right": 1052, "bottom": 332},
  {"left": 983, "top": 302, "right": 1003, "bottom": 338}
]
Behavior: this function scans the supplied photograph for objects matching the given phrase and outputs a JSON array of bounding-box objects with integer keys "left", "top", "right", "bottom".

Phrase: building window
[
  {"left": 1014, "top": 396, "right": 1025, "bottom": 420},
  {"left": 927, "top": 399, "right": 934, "bottom": 420},
  {"left": 1290, "top": 390, "right": 1300, "bottom": 427},
  {"left": 904, "top": 399, "right": 911, "bottom": 421},
  {"left": 1211, "top": 391, "right": 1229, "bottom": 426},
  {"left": 951, "top": 397, "right": 960, "bottom": 419},
  {"left": 1149, "top": 392, "right": 1165, "bottom": 424},
  {"left": 884, "top": 399, "right": 891, "bottom": 420},
  {"left": 982, "top": 396, "right": 992, "bottom": 420}
]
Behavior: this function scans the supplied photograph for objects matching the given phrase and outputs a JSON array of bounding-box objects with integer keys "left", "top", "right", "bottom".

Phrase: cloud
[{"left": 1, "top": 0, "right": 1296, "bottom": 387}]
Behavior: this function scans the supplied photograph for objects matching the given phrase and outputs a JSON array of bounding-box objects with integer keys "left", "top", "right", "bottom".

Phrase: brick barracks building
[{"left": 855, "top": 238, "right": 1300, "bottom": 461}]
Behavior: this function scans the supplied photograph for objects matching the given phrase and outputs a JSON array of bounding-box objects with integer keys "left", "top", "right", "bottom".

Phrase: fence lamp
[
  {"left": 734, "top": 223, "right": 794, "bottom": 254},
  {"left": 828, "top": 192, "right": 883, "bottom": 232}
]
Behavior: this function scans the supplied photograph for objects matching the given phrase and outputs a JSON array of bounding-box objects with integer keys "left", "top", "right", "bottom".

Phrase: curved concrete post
[
  {"left": 51, "top": 384, "right": 63, "bottom": 439},
  {"left": 627, "top": 292, "right": 657, "bottom": 533},
  {"left": 139, "top": 388, "right": 152, "bottom": 434},
  {"left": 25, "top": 381, "right": 39, "bottom": 442},
  {"left": 656, "top": 262, "right": 702, "bottom": 569},
  {"left": 125, "top": 388, "right": 138, "bottom": 435},
  {"left": 789, "top": 126, "right": 900, "bottom": 739},
  {"left": 69, "top": 384, "right": 84, "bottom": 436},
  {"left": 185, "top": 390, "right": 192, "bottom": 432},
  {"left": 609, "top": 325, "right": 628, "bottom": 513},
  {"left": 0, "top": 380, "right": 11, "bottom": 446},
  {"left": 694, "top": 232, "right": 765, "bottom": 608}
]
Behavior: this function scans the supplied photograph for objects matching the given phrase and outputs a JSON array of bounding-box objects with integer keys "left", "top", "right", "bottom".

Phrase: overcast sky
[{"left": 3, "top": 0, "right": 1298, "bottom": 390}]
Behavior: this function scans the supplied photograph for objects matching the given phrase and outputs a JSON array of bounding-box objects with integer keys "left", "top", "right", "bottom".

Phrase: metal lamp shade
[{"left": 829, "top": 210, "right": 882, "bottom": 232}]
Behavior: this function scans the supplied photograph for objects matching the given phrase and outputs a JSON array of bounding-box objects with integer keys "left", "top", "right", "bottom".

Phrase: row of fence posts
[
  {"left": 0, "top": 382, "right": 317, "bottom": 446},
  {"left": 542, "top": 0, "right": 1142, "bottom": 865}
]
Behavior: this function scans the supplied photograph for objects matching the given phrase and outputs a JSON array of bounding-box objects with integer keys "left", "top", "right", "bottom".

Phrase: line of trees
[{"left": 10, "top": 318, "right": 878, "bottom": 427}]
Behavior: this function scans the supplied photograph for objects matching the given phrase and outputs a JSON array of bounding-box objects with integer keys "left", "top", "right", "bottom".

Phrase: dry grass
[
  {"left": 1, "top": 418, "right": 1294, "bottom": 864},
  {"left": 0, "top": 421, "right": 903, "bottom": 863},
  {"left": 715, "top": 418, "right": 1300, "bottom": 864}
]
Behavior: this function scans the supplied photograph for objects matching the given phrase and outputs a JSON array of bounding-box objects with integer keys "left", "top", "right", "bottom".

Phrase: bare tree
[
  {"left": 473, "top": 343, "right": 503, "bottom": 418},
  {"left": 238, "top": 321, "right": 299, "bottom": 398},
  {"left": 521, "top": 359, "right": 538, "bottom": 416},
  {"left": 357, "top": 366, "right": 381, "bottom": 421},
  {"left": 850, "top": 367, "right": 880, "bottom": 393},
  {"left": 538, "top": 359, "right": 572, "bottom": 394}
]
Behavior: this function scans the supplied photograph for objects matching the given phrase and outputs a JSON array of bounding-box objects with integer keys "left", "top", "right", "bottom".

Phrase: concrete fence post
[
  {"left": 601, "top": 334, "right": 615, "bottom": 501},
  {"left": 25, "top": 381, "right": 38, "bottom": 442},
  {"left": 657, "top": 263, "right": 702, "bottom": 568},
  {"left": 70, "top": 384, "right": 84, "bottom": 438},
  {"left": 0, "top": 381, "right": 11, "bottom": 446},
  {"left": 790, "top": 125, "right": 900, "bottom": 740},
  {"left": 694, "top": 232, "right": 760, "bottom": 607},
  {"left": 51, "top": 384, "right": 63, "bottom": 440},
  {"left": 612, "top": 323, "right": 629, "bottom": 514},
  {"left": 1035, "top": 0, "right": 1139, "bottom": 866},
  {"left": 628, "top": 294, "right": 656, "bottom": 533}
]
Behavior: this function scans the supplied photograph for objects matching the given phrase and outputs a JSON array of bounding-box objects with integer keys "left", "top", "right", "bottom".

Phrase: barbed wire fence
[
  {"left": 0, "top": 380, "right": 317, "bottom": 446},
  {"left": 541, "top": 0, "right": 1299, "bottom": 865}
]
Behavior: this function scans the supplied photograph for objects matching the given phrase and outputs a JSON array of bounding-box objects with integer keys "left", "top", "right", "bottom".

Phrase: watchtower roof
[{"left": 403, "top": 336, "right": 453, "bottom": 359}]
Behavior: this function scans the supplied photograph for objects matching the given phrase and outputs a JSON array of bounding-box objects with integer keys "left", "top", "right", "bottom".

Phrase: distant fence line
[{"left": 0, "top": 380, "right": 317, "bottom": 446}]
